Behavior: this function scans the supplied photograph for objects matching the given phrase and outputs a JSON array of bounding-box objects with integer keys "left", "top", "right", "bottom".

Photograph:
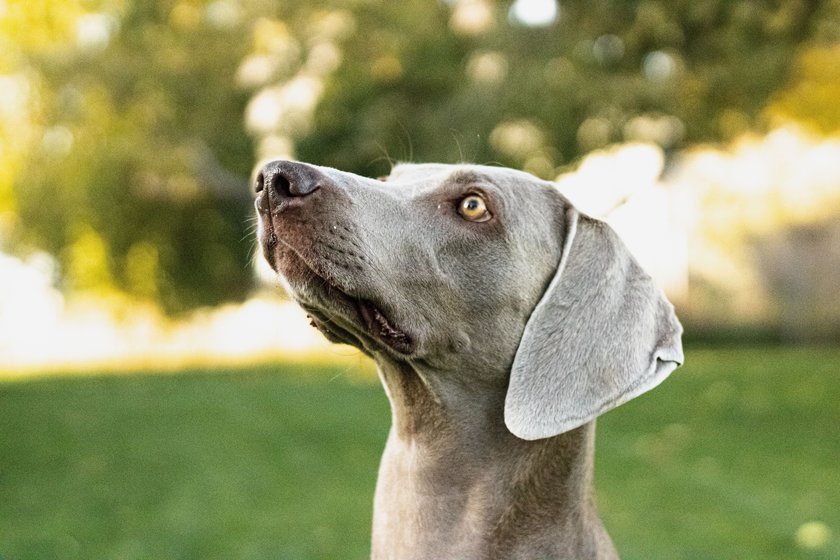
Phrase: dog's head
[{"left": 255, "top": 160, "right": 683, "bottom": 439}]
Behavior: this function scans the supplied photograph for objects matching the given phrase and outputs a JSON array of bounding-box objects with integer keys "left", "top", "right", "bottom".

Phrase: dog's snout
[{"left": 256, "top": 160, "right": 326, "bottom": 199}]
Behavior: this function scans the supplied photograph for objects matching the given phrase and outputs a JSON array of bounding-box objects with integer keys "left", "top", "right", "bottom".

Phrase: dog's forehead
[{"left": 386, "top": 163, "right": 544, "bottom": 192}]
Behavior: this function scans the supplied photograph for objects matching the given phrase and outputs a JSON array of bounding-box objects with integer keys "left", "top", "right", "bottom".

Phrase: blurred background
[{"left": 1, "top": 0, "right": 838, "bottom": 558}]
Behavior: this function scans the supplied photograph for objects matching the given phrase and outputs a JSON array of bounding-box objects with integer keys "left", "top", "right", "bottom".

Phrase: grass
[
  {"left": 597, "top": 346, "right": 840, "bottom": 559},
  {"left": 0, "top": 347, "right": 838, "bottom": 559}
]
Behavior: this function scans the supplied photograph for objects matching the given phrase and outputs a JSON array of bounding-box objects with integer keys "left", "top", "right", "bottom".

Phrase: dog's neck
[{"left": 370, "top": 360, "right": 615, "bottom": 560}]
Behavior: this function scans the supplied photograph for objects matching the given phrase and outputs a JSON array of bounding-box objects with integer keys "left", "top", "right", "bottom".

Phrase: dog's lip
[
  {"left": 318, "top": 284, "right": 413, "bottom": 355},
  {"left": 356, "top": 299, "right": 413, "bottom": 354},
  {"left": 309, "top": 281, "right": 413, "bottom": 356},
  {"left": 304, "top": 282, "right": 415, "bottom": 356}
]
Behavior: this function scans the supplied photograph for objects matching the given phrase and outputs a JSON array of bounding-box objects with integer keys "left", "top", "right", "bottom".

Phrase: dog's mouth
[
  {"left": 355, "top": 299, "right": 412, "bottom": 354},
  {"left": 301, "top": 273, "right": 414, "bottom": 356}
]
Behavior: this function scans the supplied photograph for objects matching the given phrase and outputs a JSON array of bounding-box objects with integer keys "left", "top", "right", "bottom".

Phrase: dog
[{"left": 254, "top": 160, "right": 683, "bottom": 559}]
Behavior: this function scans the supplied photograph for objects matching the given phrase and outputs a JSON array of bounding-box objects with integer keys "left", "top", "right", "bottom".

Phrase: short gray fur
[{"left": 254, "top": 160, "right": 684, "bottom": 559}]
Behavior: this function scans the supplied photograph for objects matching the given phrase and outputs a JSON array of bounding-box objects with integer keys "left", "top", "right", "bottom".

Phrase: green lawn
[{"left": 1, "top": 347, "right": 838, "bottom": 559}]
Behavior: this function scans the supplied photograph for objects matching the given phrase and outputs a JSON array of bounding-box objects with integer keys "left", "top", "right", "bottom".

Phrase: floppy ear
[{"left": 504, "top": 201, "right": 684, "bottom": 440}]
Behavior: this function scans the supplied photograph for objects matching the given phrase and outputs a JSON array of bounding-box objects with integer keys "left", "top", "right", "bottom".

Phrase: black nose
[{"left": 255, "top": 160, "right": 325, "bottom": 198}]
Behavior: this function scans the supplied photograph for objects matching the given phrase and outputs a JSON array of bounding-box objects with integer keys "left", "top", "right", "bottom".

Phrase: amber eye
[{"left": 457, "top": 194, "right": 491, "bottom": 222}]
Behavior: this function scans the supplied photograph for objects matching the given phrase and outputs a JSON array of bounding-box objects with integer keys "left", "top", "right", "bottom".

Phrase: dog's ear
[{"left": 504, "top": 197, "right": 683, "bottom": 440}]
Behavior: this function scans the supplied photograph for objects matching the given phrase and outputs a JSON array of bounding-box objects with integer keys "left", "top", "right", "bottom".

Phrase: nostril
[
  {"left": 258, "top": 161, "right": 325, "bottom": 199},
  {"left": 270, "top": 173, "right": 292, "bottom": 197}
]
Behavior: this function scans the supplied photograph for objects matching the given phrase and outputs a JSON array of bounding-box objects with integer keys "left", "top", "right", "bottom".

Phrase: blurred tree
[
  {"left": 2, "top": 0, "right": 257, "bottom": 312},
  {"left": 765, "top": 0, "right": 840, "bottom": 134},
  {"left": 766, "top": 44, "right": 840, "bottom": 134},
  {"left": 0, "top": 0, "right": 86, "bottom": 242},
  {"left": 2, "top": 0, "right": 838, "bottom": 312},
  {"left": 247, "top": 0, "right": 834, "bottom": 181}
]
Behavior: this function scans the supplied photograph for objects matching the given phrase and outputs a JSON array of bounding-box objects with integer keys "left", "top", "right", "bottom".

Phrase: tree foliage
[
  {"left": 3, "top": 0, "right": 257, "bottom": 312},
  {"left": 285, "top": 0, "right": 831, "bottom": 179},
  {"left": 1, "top": 0, "right": 838, "bottom": 311}
]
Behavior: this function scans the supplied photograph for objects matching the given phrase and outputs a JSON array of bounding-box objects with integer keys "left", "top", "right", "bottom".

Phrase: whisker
[
  {"left": 449, "top": 129, "right": 465, "bottom": 163},
  {"left": 368, "top": 148, "right": 395, "bottom": 170},
  {"left": 328, "top": 361, "right": 362, "bottom": 383},
  {"left": 245, "top": 242, "right": 259, "bottom": 265},
  {"left": 397, "top": 120, "right": 414, "bottom": 163}
]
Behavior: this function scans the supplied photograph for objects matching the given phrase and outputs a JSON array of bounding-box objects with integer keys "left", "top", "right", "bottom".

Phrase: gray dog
[{"left": 254, "top": 160, "right": 683, "bottom": 559}]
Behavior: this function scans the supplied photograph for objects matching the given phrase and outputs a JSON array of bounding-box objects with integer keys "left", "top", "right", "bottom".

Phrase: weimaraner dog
[{"left": 254, "top": 160, "right": 684, "bottom": 559}]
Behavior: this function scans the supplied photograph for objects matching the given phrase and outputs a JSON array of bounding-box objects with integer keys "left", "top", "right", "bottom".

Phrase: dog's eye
[{"left": 457, "top": 194, "right": 491, "bottom": 222}]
